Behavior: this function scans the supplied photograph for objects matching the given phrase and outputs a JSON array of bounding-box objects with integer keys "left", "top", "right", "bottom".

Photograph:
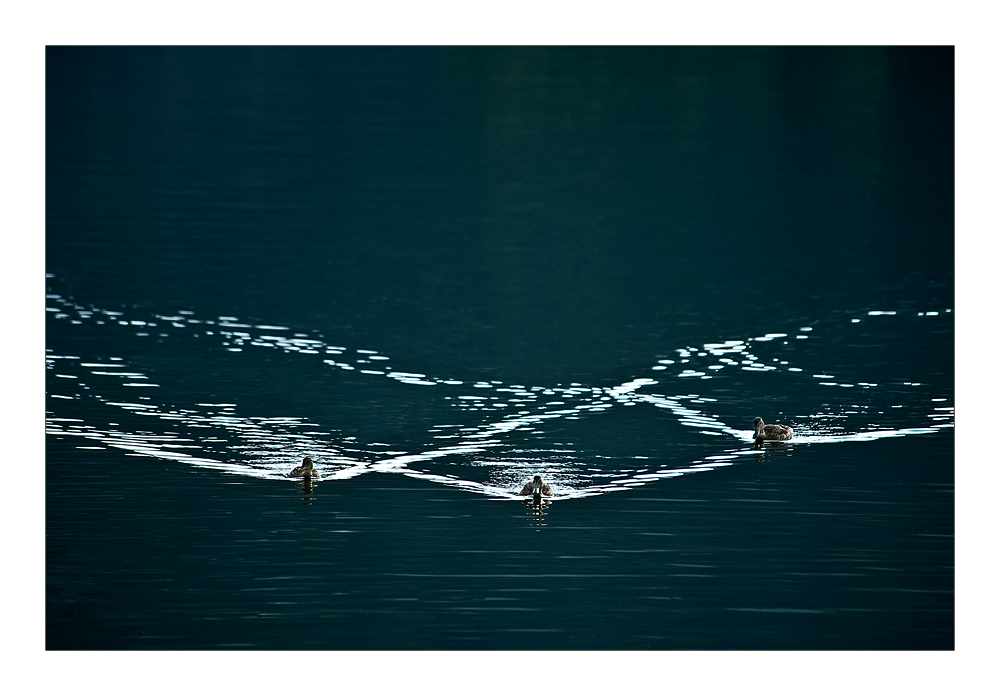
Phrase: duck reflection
[
  {"left": 293, "top": 476, "right": 317, "bottom": 504},
  {"left": 523, "top": 494, "right": 551, "bottom": 524},
  {"left": 752, "top": 439, "right": 793, "bottom": 461}
]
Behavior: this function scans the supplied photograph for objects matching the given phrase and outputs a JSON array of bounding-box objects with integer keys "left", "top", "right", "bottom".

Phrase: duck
[
  {"left": 519, "top": 475, "right": 553, "bottom": 497},
  {"left": 288, "top": 456, "right": 319, "bottom": 478},
  {"left": 753, "top": 416, "right": 793, "bottom": 441}
]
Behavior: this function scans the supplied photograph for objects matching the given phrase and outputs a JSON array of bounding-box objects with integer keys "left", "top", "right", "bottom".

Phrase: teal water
[{"left": 46, "top": 46, "right": 953, "bottom": 650}]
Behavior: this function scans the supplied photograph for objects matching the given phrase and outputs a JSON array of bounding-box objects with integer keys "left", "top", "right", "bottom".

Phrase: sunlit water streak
[{"left": 45, "top": 278, "right": 953, "bottom": 500}]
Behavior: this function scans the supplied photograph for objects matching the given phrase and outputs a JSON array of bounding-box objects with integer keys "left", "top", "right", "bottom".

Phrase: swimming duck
[
  {"left": 288, "top": 456, "right": 319, "bottom": 478},
  {"left": 753, "top": 416, "right": 793, "bottom": 441},
  {"left": 519, "top": 475, "right": 553, "bottom": 496}
]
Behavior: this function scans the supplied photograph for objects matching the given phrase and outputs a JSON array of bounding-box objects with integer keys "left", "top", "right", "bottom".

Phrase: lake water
[{"left": 46, "top": 46, "right": 953, "bottom": 650}]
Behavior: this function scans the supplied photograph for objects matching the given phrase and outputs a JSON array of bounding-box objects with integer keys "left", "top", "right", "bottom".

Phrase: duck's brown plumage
[
  {"left": 753, "top": 417, "right": 793, "bottom": 441},
  {"left": 289, "top": 456, "right": 318, "bottom": 478},
  {"left": 519, "top": 475, "right": 553, "bottom": 496}
]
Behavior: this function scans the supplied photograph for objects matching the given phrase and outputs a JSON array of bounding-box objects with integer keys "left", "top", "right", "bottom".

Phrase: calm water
[{"left": 46, "top": 46, "right": 953, "bottom": 650}]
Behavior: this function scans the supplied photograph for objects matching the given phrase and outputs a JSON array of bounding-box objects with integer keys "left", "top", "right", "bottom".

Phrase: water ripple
[{"left": 46, "top": 283, "right": 953, "bottom": 499}]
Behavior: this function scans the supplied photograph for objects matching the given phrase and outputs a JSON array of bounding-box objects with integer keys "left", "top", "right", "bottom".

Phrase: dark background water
[{"left": 46, "top": 46, "right": 953, "bottom": 650}]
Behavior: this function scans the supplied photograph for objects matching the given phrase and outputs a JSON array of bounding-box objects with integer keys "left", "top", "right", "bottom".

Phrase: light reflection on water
[{"left": 45, "top": 281, "right": 954, "bottom": 501}]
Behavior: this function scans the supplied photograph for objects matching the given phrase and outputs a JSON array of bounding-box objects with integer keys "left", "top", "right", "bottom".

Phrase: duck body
[
  {"left": 753, "top": 416, "right": 793, "bottom": 441},
  {"left": 289, "top": 456, "right": 319, "bottom": 478},
  {"left": 519, "top": 475, "right": 553, "bottom": 496}
]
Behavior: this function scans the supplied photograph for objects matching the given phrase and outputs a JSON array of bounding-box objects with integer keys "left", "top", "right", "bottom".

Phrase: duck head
[{"left": 752, "top": 417, "right": 764, "bottom": 437}]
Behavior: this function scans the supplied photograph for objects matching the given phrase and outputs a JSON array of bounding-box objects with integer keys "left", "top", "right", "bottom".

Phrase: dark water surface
[{"left": 46, "top": 46, "right": 953, "bottom": 650}]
